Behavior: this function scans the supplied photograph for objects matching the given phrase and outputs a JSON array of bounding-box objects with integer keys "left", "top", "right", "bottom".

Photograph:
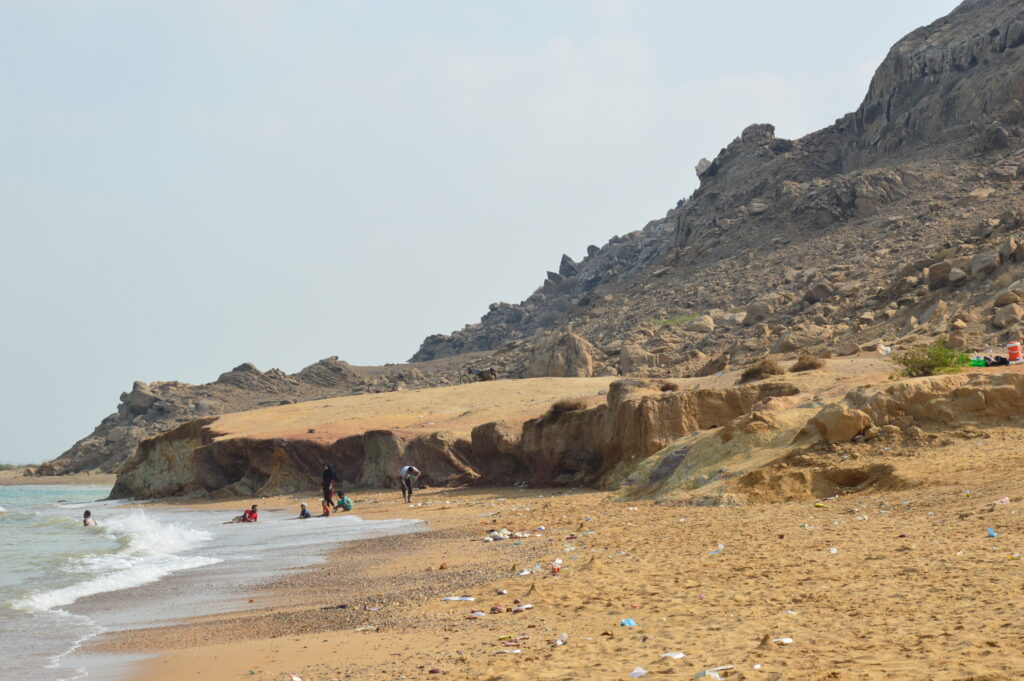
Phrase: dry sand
[{"left": 105, "top": 424, "right": 1024, "bottom": 681}]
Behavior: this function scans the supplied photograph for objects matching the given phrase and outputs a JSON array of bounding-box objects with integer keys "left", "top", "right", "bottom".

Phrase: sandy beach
[{"left": 87, "top": 427, "right": 1024, "bottom": 681}]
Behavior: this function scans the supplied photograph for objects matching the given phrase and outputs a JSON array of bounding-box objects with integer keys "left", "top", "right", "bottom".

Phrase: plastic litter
[
  {"left": 620, "top": 618, "right": 637, "bottom": 626},
  {"left": 494, "top": 649, "right": 521, "bottom": 654},
  {"left": 661, "top": 652, "right": 685, "bottom": 659},
  {"left": 468, "top": 610, "right": 486, "bottom": 618},
  {"left": 629, "top": 667, "right": 647, "bottom": 678},
  {"left": 284, "top": 675, "right": 302, "bottom": 681},
  {"left": 496, "top": 589, "right": 508, "bottom": 595},
  {"left": 442, "top": 596, "right": 475, "bottom": 601},
  {"left": 518, "top": 570, "right": 532, "bottom": 576},
  {"left": 987, "top": 528, "right": 998, "bottom": 538},
  {"left": 555, "top": 633, "right": 569, "bottom": 646},
  {"left": 829, "top": 547, "right": 838, "bottom": 555},
  {"left": 512, "top": 603, "right": 534, "bottom": 613},
  {"left": 772, "top": 637, "right": 794, "bottom": 645}
]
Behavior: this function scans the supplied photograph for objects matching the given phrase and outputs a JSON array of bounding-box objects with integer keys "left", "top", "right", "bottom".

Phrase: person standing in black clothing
[{"left": 322, "top": 463, "right": 338, "bottom": 505}]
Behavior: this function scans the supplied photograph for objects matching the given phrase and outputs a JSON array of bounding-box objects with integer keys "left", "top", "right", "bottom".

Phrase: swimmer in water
[{"left": 83, "top": 510, "right": 98, "bottom": 527}]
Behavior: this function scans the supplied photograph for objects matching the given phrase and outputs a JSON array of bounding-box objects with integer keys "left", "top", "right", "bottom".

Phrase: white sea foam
[{"left": 12, "top": 509, "right": 221, "bottom": 612}]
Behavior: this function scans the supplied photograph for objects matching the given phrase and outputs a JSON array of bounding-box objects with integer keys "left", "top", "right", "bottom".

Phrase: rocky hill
[
  {"left": 40, "top": 355, "right": 481, "bottom": 475},
  {"left": 413, "top": 0, "right": 1024, "bottom": 378},
  {"left": 42, "top": 0, "right": 1024, "bottom": 476}
]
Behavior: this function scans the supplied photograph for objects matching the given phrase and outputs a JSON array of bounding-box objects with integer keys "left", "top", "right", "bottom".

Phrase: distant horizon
[{"left": 0, "top": 0, "right": 961, "bottom": 465}]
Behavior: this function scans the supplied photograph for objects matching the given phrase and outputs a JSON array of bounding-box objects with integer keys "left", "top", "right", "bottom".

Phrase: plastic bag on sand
[
  {"left": 620, "top": 618, "right": 637, "bottom": 626},
  {"left": 442, "top": 596, "right": 475, "bottom": 601},
  {"left": 629, "top": 667, "right": 647, "bottom": 678},
  {"left": 661, "top": 652, "right": 685, "bottom": 659}
]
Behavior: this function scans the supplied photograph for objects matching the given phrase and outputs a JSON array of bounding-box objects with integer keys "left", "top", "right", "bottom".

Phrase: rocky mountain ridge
[{"left": 412, "top": 0, "right": 1024, "bottom": 367}]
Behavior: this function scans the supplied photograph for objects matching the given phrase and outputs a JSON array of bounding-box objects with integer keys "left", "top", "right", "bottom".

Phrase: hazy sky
[{"left": 0, "top": 0, "right": 959, "bottom": 465}]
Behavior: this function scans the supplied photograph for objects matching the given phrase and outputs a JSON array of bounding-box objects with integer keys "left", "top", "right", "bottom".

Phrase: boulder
[
  {"left": 743, "top": 301, "right": 774, "bottom": 326},
  {"left": 693, "top": 353, "right": 730, "bottom": 377},
  {"left": 947, "top": 267, "right": 968, "bottom": 286},
  {"left": 804, "top": 279, "right": 836, "bottom": 303},
  {"left": 927, "top": 260, "right": 953, "bottom": 288},
  {"left": 620, "top": 344, "right": 660, "bottom": 374},
  {"left": 524, "top": 332, "right": 595, "bottom": 378},
  {"left": 993, "top": 304, "right": 1024, "bottom": 330},
  {"left": 685, "top": 315, "right": 716, "bottom": 334},
  {"left": 772, "top": 324, "right": 833, "bottom": 353},
  {"left": 970, "top": 250, "right": 1001, "bottom": 277},
  {"left": 994, "top": 290, "right": 1020, "bottom": 307},
  {"left": 798, "top": 404, "right": 872, "bottom": 443},
  {"left": 559, "top": 254, "right": 579, "bottom": 278},
  {"left": 834, "top": 340, "right": 861, "bottom": 357}
]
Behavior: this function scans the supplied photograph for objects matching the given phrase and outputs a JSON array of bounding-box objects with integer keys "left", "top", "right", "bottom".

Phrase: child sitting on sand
[
  {"left": 298, "top": 502, "right": 311, "bottom": 519},
  {"left": 334, "top": 491, "right": 353, "bottom": 512}
]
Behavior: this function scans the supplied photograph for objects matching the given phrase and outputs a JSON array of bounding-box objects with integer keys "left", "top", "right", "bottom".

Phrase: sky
[{"left": 0, "top": 0, "right": 961, "bottom": 465}]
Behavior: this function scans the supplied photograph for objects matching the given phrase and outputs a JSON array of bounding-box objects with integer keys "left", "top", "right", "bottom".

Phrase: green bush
[{"left": 890, "top": 338, "right": 969, "bottom": 378}]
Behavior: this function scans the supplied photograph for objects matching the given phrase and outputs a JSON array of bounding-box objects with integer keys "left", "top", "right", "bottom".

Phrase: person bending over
[{"left": 400, "top": 465, "right": 421, "bottom": 503}]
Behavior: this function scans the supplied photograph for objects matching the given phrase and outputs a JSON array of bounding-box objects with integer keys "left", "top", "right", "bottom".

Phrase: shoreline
[
  {"left": 0, "top": 470, "right": 117, "bottom": 487},
  {"left": 80, "top": 487, "right": 573, "bottom": 681}
]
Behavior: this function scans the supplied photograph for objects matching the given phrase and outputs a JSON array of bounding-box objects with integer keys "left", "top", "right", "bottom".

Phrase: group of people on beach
[
  {"left": 80, "top": 463, "right": 423, "bottom": 530},
  {"left": 225, "top": 462, "right": 424, "bottom": 523}
]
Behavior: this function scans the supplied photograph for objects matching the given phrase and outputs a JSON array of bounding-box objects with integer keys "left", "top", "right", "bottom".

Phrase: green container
[{"left": 970, "top": 358, "right": 986, "bottom": 367}]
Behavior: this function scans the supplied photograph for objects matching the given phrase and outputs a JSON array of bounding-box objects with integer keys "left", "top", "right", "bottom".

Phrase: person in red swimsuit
[{"left": 241, "top": 504, "right": 258, "bottom": 522}]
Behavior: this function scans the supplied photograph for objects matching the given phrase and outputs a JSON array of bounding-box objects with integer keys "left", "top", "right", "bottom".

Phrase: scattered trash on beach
[
  {"left": 496, "top": 589, "right": 508, "bottom": 595},
  {"left": 554, "top": 633, "right": 569, "bottom": 646},
  {"left": 518, "top": 569, "right": 532, "bottom": 576},
  {"left": 283, "top": 674, "right": 302, "bottom": 681},
  {"left": 987, "top": 528, "right": 998, "bottom": 537},
  {"left": 661, "top": 652, "right": 685, "bottom": 659},
  {"left": 494, "top": 649, "right": 522, "bottom": 654},
  {"left": 629, "top": 666, "right": 647, "bottom": 677},
  {"left": 442, "top": 596, "right": 475, "bottom": 601},
  {"left": 512, "top": 603, "right": 533, "bottom": 613},
  {"left": 829, "top": 547, "right": 838, "bottom": 554},
  {"left": 694, "top": 665, "right": 735, "bottom": 679},
  {"left": 772, "top": 637, "right": 794, "bottom": 645},
  {"left": 620, "top": 618, "right": 637, "bottom": 626}
]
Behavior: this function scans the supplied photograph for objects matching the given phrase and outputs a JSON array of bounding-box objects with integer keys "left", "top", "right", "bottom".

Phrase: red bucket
[{"left": 1008, "top": 341, "right": 1023, "bottom": 364}]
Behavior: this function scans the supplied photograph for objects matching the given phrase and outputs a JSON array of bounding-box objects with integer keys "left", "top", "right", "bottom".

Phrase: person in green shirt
[{"left": 334, "top": 491, "right": 353, "bottom": 512}]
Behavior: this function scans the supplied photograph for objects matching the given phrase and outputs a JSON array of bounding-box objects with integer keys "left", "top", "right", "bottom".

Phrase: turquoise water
[
  {"left": 0, "top": 485, "right": 423, "bottom": 681},
  {"left": 0, "top": 485, "right": 126, "bottom": 681}
]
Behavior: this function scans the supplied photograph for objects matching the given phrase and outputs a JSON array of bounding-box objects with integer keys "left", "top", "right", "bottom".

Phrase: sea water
[{"left": 0, "top": 485, "right": 423, "bottom": 681}]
